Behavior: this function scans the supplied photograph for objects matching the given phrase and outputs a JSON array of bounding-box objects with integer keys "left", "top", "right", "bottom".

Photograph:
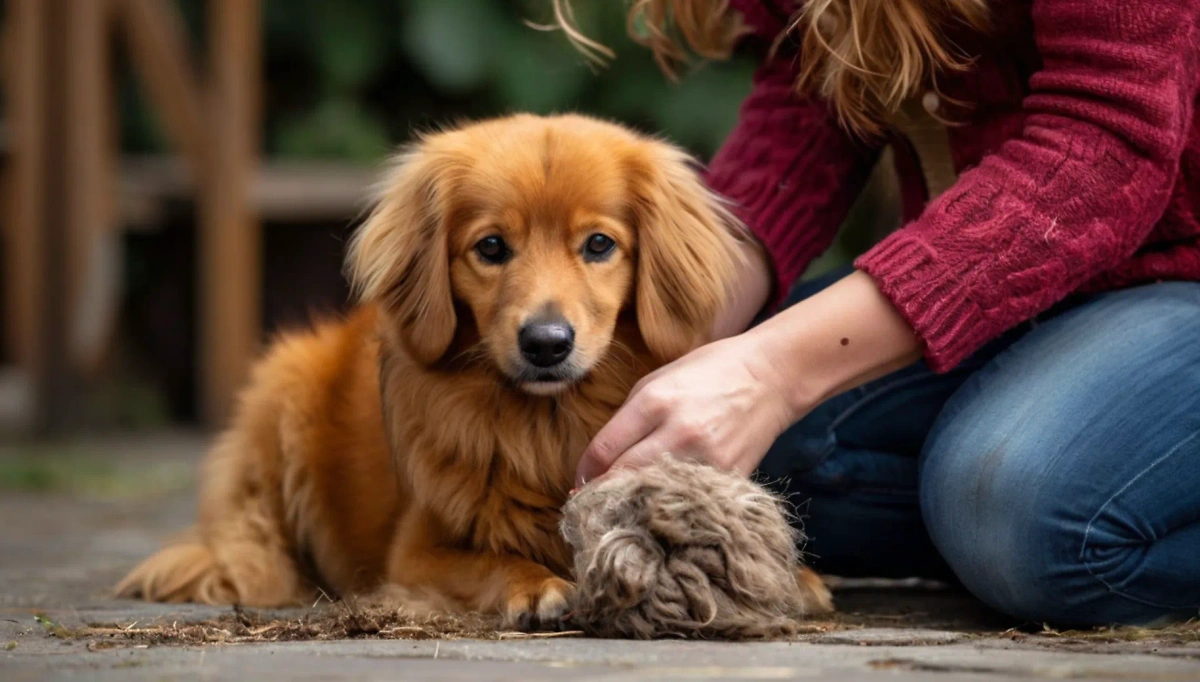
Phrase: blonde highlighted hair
[{"left": 550, "top": 0, "right": 989, "bottom": 137}]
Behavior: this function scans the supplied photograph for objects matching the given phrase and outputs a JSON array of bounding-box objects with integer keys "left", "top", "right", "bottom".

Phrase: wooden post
[
  {"left": 4, "top": 0, "right": 47, "bottom": 408},
  {"left": 199, "top": 0, "right": 262, "bottom": 427},
  {"left": 64, "top": 0, "right": 120, "bottom": 375},
  {"left": 35, "top": 0, "right": 75, "bottom": 433},
  {"left": 118, "top": 0, "right": 206, "bottom": 177}
]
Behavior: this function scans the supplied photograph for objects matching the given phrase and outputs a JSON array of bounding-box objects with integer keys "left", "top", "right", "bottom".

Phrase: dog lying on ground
[{"left": 115, "top": 114, "right": 832, "bottom": 628}]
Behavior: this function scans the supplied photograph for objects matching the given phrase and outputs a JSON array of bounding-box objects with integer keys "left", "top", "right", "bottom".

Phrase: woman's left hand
[{"left": 574, "top": 332, "right": 799, "bottom": 486}]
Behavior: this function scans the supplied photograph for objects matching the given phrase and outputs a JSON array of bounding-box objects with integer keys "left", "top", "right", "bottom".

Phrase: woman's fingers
[
  {"left": 603, "top": 436, "right": 679, "bottom": 477},
  {"left": 575, "top": 392, "right": 661, "bottom": 487}
]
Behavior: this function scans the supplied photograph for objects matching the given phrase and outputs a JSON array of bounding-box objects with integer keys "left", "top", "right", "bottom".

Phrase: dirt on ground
[{"left": 38, "top": 593, "right": 1199, "bottom": 653}]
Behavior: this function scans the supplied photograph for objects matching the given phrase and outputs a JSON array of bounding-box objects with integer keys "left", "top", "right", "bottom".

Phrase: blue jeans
[{"left": 756, "top": 267, "right": 1200, "bottom": 626}]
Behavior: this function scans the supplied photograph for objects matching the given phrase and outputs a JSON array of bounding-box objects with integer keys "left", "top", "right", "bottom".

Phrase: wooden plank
[
  {"left": 251, "top": 161, "right": 377, "bottom": 222},
  {"left": 117, "top": 155, "right": 377, "bottom": 227},
  {"left": 0, "top": 0, "right": 72, "bottom": 434},
  {"left": 198, "top": 0, "right": 262, "bottom": 427},
  {"left": 3, "top": 0, "right": 46, "bottom": 386},
  {"left": 116, "top": 0, "right": 206, "bottom": 176},
  {"left": 37, "top": 0, "right": 77, "bottom": 433},
  {"left": 64, "top": 0, "right": 121, "bottom": 375}
]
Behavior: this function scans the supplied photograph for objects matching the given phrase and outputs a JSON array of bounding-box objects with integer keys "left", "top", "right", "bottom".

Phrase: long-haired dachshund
[{"left": 116, "top": 114, "right": 831, "bottom": 628}]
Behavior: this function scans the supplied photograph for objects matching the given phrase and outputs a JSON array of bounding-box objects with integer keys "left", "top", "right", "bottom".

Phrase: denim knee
[
  {"left": 918, "top": 283, "right": 1200, "bottom": 626},
  {"left": 921, "top": 430, "right": 1199, "bottom": 625},
  {"left": 920, "top": 429, "right": 1098, "bottom": 624}
]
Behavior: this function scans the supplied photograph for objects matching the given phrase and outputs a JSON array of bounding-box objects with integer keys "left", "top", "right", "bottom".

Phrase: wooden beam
[
  {"left": 2, "top": 0, "right": 77, "bottom": 434},
  {"left": 64, "top": 0, "right": 121, "bottom": 375},
  {"left": 116, "top": 155, "right": 377, "bottom": 227},
  {"left": 3, "top": 0, "right": 47, "bottom": 387},
  {"left": 198, "top": 0, "right": 262, "bottom": 428},
  {"left": 36, "top": 0, "right": 77, "bottom": 433},
  {"left": 116, "top": 0, "right": 206, "bottom": 176}
]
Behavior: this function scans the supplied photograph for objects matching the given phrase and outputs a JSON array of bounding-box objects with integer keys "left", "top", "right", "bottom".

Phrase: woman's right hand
[{"left": 710, "top": 237, "right": 773, "bottom": 341}]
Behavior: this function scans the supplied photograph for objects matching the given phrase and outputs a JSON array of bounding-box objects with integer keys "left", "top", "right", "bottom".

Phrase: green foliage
[
  {"left": 114, "top": 0, "right": 878, "bottom": 273},
  {"left": 274, "top": 97, "right": 393, "bottom": 161},
  {"left": 402, "top": 0, "right": 510, "bottom": 94},
  {"left": 120, "top": 0, "right": 755, "bottom": 163}
]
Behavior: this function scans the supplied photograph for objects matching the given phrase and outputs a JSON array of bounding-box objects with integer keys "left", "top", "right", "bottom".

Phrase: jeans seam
[{"left": 1079, "top": 428, "right": 1200, "bottom": 610}]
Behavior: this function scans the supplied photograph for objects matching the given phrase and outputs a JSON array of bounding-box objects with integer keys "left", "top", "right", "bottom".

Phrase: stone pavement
[{"left": 1, "top": 433, "right": 1198, "bottom": 681}]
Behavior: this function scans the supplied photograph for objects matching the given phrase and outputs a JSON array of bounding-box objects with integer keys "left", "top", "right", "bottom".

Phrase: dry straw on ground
[
  {"left": 76, "top": 602, "right": 507, "bottom": 647},
  {"left": 43, "top": 605, "right": 1200, "bottom": 652}
]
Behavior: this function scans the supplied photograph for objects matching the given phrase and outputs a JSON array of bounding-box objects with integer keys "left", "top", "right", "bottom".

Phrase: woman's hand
[
  {"left": 575, "top": 270, "right": 923, "bottom": 486},
  {"left": 575, "top": 333, "right": 799, "bottom": 486}
]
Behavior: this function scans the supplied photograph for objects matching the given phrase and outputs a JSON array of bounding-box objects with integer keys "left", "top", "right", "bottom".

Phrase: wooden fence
[{"left": 1, "top": 0, "right": 299, "bottom": 434}]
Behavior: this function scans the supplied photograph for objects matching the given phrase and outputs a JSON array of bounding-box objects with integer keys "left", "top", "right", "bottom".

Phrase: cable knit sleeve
[
  {"left": 856, "top": 0, "right": 1200, "bottom": 372},
  {"left": 704, "top": 53, "right": 882, "bottom": 306}
]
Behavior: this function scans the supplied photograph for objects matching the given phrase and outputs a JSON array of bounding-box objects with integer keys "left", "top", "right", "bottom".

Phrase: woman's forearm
[{"left": 745, "top": 269, "right": 923, "bottom": 419}]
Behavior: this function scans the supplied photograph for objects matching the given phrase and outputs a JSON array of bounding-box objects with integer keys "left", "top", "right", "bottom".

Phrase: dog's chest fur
[{"left": 381, "top": 343, "right": 643, "bottom": 575}]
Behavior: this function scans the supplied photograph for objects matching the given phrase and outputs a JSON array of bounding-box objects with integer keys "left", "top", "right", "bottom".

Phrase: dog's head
[{"left": 347, "top": 114, "right": 748, "bottom": 395}]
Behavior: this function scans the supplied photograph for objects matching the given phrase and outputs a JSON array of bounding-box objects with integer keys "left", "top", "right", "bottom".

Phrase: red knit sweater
[{"left": 707, "top": 0, "right": 1200, "bottom": 372}]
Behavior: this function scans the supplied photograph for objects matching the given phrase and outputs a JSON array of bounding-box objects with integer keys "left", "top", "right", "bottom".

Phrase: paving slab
[{"left": 1, "top": 432, "right": 1197, "bottom": 681}]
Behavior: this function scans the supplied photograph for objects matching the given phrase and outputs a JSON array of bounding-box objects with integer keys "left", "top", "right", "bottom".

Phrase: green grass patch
[
  {"left": 0, "top": 446, "right": 193, "bottom": 498},
  {"left": 35, "top": 613, "right": 81, "bottom": 640}
]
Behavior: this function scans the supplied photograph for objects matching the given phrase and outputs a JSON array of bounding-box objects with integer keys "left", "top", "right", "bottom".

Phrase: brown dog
[{"left": 115, "top": 114, "right": 831, "bottom": 627}]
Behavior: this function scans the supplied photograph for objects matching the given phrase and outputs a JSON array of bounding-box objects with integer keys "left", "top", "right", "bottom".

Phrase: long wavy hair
[{"left": 549, "top": 0, "right": 990, "bottom": 137}]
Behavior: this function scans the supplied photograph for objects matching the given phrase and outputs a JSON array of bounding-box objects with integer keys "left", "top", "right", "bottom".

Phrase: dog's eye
[
  {"left": 583, "top": 233, "right": 617, "bottom": 262},
  {"left": 474, "top": 235, "right": 511, "bottom": 265}
]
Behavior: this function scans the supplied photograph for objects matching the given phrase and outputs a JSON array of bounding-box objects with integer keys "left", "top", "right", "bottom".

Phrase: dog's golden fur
[{"left": 115, "top": 114, "right": 829, "bottom": 627}]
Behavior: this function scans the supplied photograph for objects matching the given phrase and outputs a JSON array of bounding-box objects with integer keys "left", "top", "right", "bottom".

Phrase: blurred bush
[
  {"left": 110, "top": 0, "right": 898, "bottom": 295},
  {"left": 120, "top": 0, "right": 756, "bottom": 163}
]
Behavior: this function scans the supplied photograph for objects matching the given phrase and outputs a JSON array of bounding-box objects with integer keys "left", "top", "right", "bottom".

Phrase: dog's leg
[
  {"left": 391, "top": 547, "right": 573, "bottom": 630},
  {"left": 796, "top": 565, "right": 835, "bottom": 615},
  {"left": 114, "top": 528, "right": 308, "bottom": 607},
  {"left": 116, "top": 429, "right": 312, "bottom": 607},
  {"left": 387, "top": 516, "right": 573, "bottom": 630},
  {"left": 114, "top": 529, "right": 227, "bottom": 604}
]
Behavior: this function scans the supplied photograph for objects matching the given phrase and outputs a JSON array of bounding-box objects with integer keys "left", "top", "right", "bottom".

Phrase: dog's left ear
[
  {"left": 629, "top": 143, "right": 750, "bottom": 362},
  {"left": 345, "top": 143, "right": 458, "bottom": 364}
]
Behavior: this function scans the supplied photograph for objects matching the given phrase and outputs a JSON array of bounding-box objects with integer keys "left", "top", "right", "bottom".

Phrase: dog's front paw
[
  {"left": 502, "top": 576, "right": 575, "bottom": 631},
  {"left": 796, "top": 565, "right": 835, "bottom": 615}
]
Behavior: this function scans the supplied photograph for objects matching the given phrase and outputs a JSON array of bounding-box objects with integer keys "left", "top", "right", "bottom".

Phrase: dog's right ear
[{"left": 346, "top": 143, "right": 458, "bottom": 364}]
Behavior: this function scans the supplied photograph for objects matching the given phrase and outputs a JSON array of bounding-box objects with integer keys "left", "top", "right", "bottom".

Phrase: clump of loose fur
[{"left": 561, "top": 456, "right": 810, "bottom": 640}]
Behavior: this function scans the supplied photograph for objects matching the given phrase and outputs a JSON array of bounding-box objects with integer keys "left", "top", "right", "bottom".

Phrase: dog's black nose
[{"left": 519, "top": 319, "right": 575, "bottom": 368}]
